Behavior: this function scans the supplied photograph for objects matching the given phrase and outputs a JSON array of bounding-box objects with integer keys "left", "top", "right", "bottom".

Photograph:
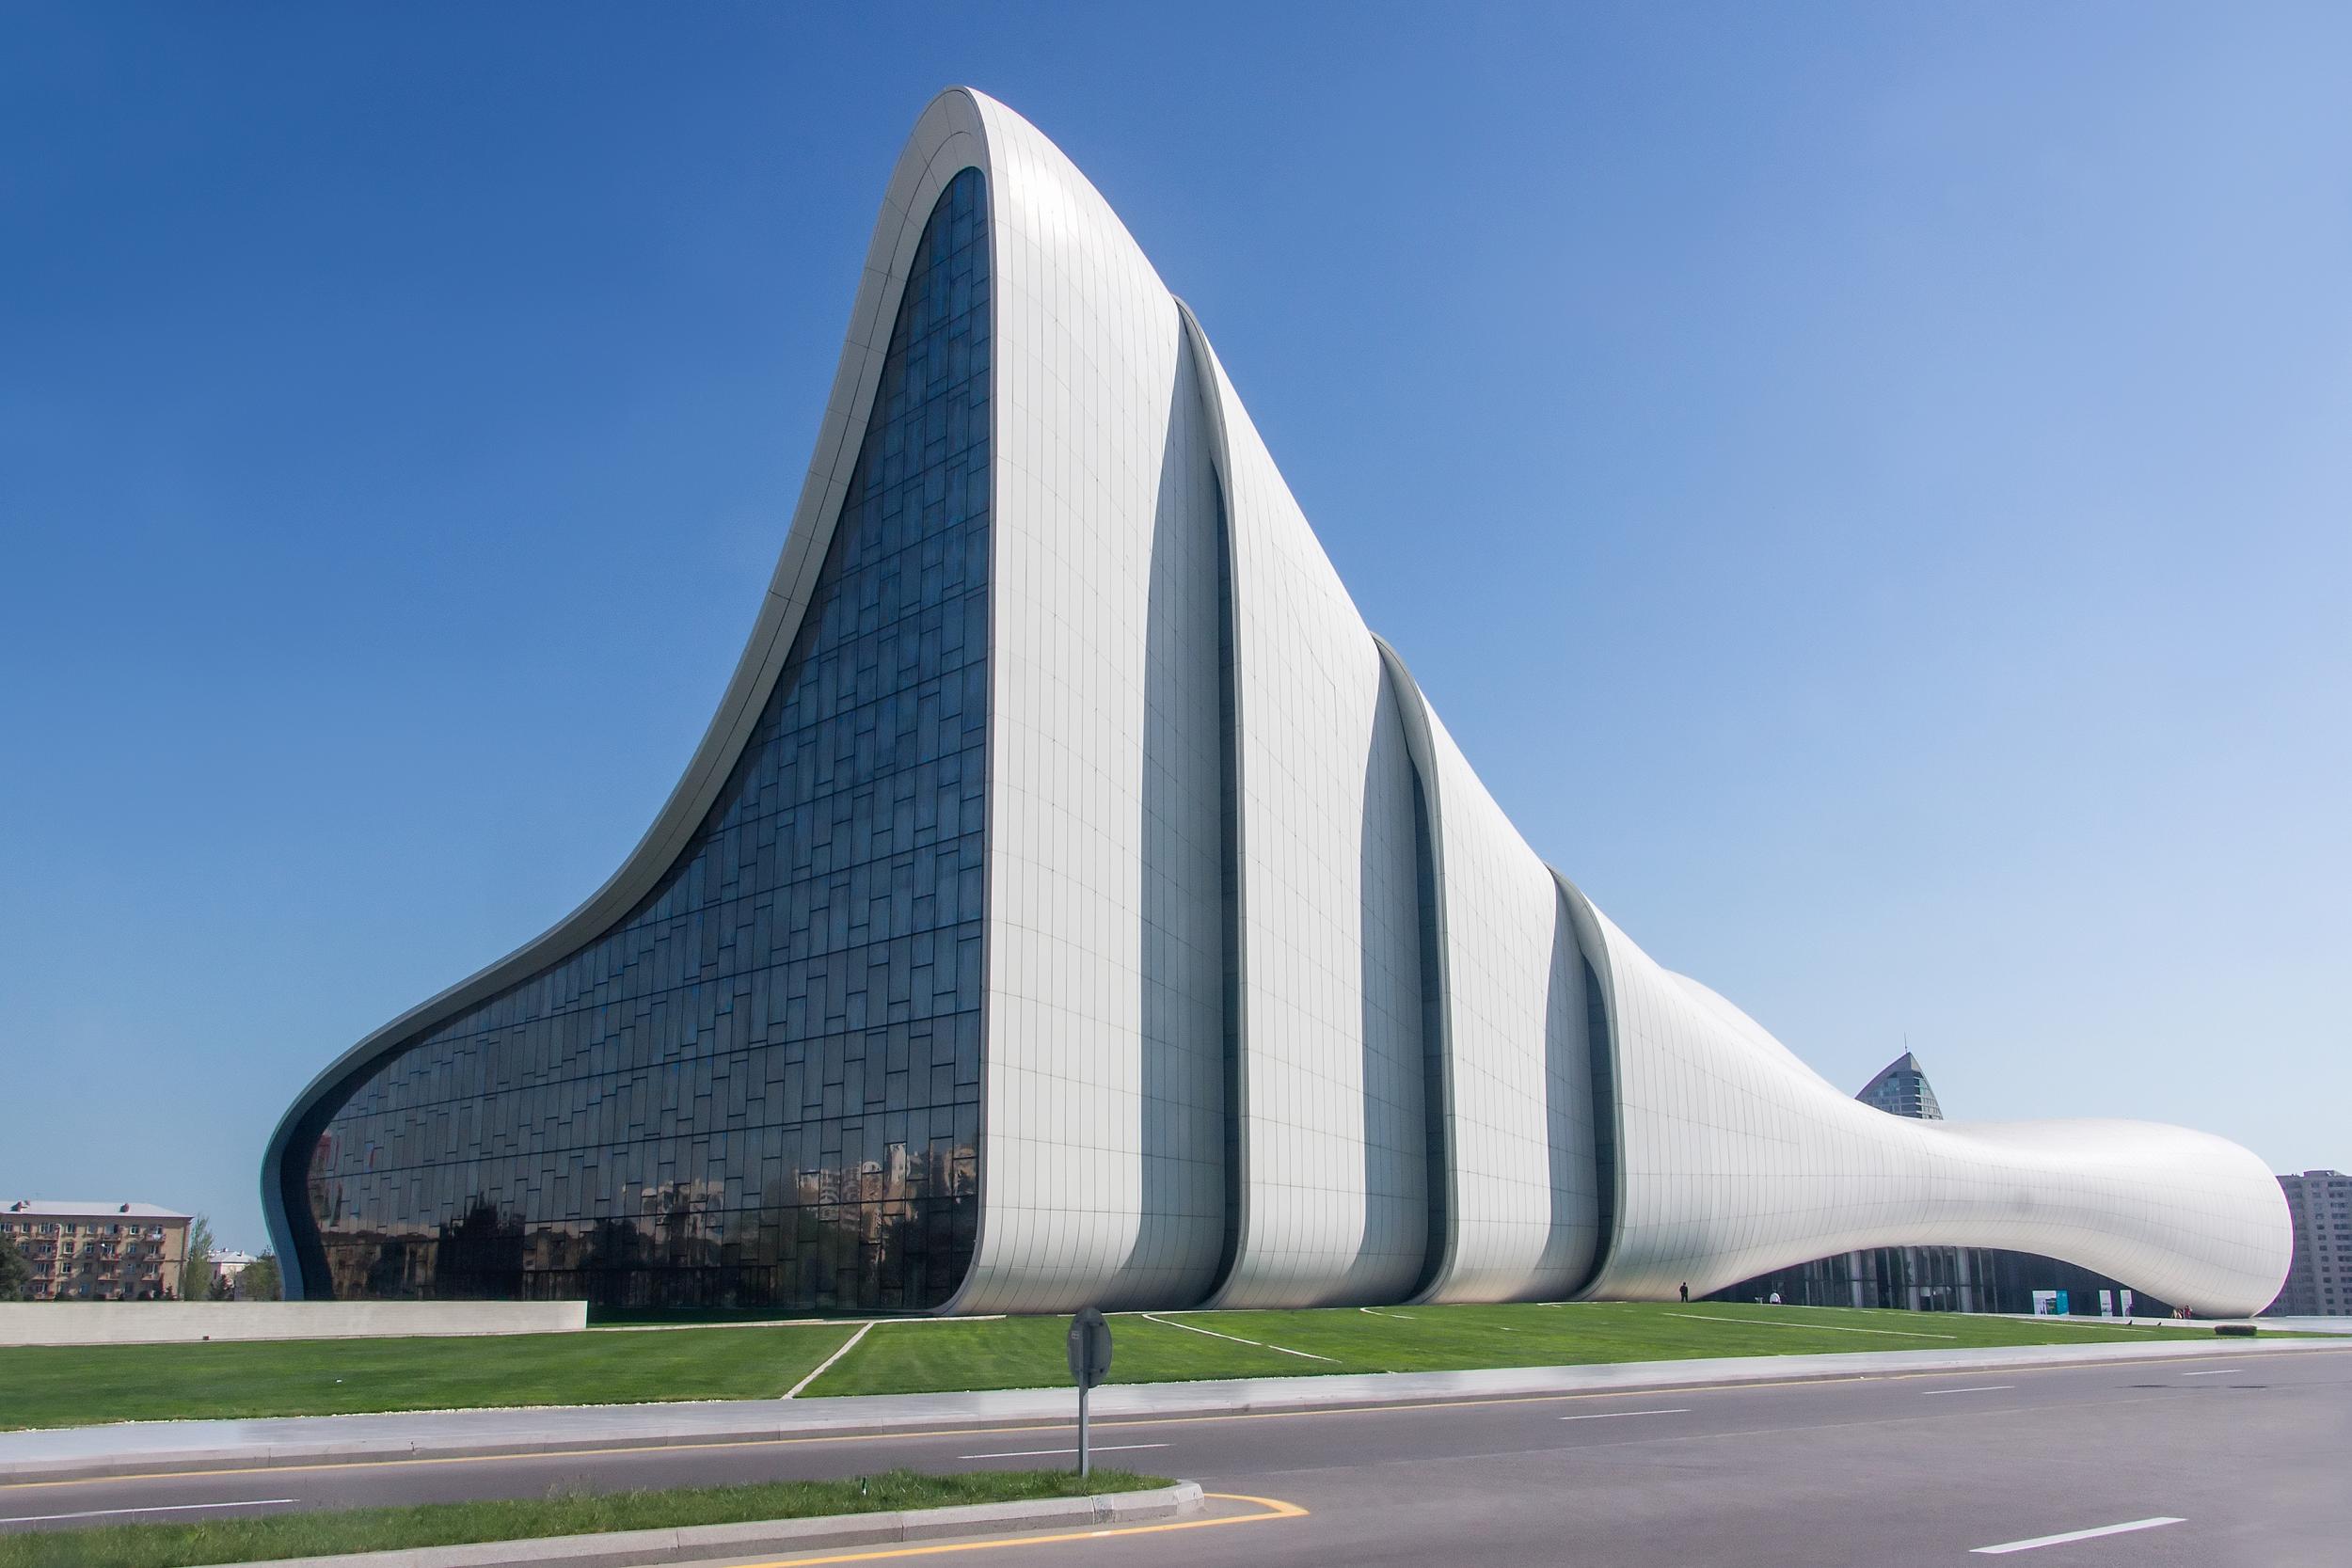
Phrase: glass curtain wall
[{"left": 297, "top": 168, "right": 993, "bottom": 1311}]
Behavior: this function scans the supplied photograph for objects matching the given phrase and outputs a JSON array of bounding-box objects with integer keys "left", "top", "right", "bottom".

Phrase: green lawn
[
  {"left": 803, "top": 1301, "right": 2230, "bottom": 1397},
  {"left": 812, "top": 1313, "right": 1312, "bottom": 1396},
  {"left": 0, "top": 1469, "right": 1168, "bottom": 1568},
  {"left": 0, "top": 1303, "right": 2252, "bottom": 1430},
  {"left": 0, "top": 1323, "right": 856, "bottom": 1431}
]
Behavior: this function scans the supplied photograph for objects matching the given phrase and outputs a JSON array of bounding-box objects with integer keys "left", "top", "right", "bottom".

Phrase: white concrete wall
[
  {"left": 1569, "top": 888, "right": 2293, "bottom": 1316},
  {"left": 1190, "top": 326, "right": 1428, "bottom": 1308},
  {"left": 943, "top": 90, "right": 1434, "bottom": 1312},
  {"left": 944, "top": 95, "right": 1227, "bottom": 1313},
  {"left": 1391, "top": 677, "right": 1598, "bottom": 1303},
  {"left": 929, "top": 88, "right": 2293, "bottom": 1320},
  {"left": 0, "top": 1301, "right": 587, "bottom": 1345}
]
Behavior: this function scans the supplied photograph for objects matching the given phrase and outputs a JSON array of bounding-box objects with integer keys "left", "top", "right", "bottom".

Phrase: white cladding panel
[
  {"left": 292, "top": 87, "right": 2293, "bottom": 1321},
  {"left": 1404, "top": 695, "right": 1598, "bottom": 1302},
  {"left": 946, "top": 97, "right": 1225, "bottom": 1312},
  {"left": 1575, "top": 895, "right": 2292, "bottom": 1316},
  {"left": 1190, "top": 330, "right": 1429, "bottom": 1307},
  {"left": 939, "top": 88, "right": 2287, "bottom": 1319}
]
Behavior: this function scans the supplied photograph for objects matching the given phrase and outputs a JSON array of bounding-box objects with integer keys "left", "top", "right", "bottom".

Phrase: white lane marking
[
  {"left": 1558, "top": 1407, "right": 1692, "bottom": 1421},
  {"left": 784, "top": 1320, "right": 875, "bottom": 1398},
  {"left": 1139, "top": 1312, "right": 1336, "bottom": 1361},
  {"left": 1972, "top": 1516, "right": 2185, "bottom": 1554},
  {"left": 958, "top": 1442, "right": 1172, "bottom": 1460},
  {"left": 1662, "top": 1311, "right": 1957, "bottom": 1339},
  {"left": 1, "top": 1498, "right": 296, "bottom": 1525},
  {"left": 2180, "top": 1368, "right": 2241, "bottom": 1376},
  {"left": 1359, "top": 1307, "right": 1415, "bottom": 1320},
  {"left": 1925, "top": 1385, "right": 2016, "bottom": 1395}
]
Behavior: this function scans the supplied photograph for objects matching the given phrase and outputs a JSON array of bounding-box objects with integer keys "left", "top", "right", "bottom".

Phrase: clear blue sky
[{"left": 4, "top": 5, "right": 2345, "bottom": 1252}]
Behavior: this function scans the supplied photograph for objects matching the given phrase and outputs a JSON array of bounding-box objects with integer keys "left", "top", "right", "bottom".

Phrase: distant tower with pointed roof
[{"left": 1857, "top": 1052, "right": 1944, "bottom": 1120}]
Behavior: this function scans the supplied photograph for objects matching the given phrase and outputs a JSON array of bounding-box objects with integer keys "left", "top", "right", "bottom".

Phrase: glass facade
[
  {"left": 1856, "top": 1052, "right": 1943, "bottom": 1119},
  {"left": 297, "top": 168, "right": 993, "bottom": 1311},
  {"left": 1715, "top": 1245, "right": 2174, "bottom": 1317}
]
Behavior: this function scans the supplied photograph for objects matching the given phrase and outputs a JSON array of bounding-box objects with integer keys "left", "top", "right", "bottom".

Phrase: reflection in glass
[{"left": 302, "top": 168, "right": 993, "bottom": 1311}]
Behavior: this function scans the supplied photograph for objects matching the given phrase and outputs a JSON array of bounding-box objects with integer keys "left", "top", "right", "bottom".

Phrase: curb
[
  {"left": 8, "top": 1338, "right": 2347, "bottom": 1484},
  {"left": 207, "top": 1483, "right": 1203, "bottom": 1568}
]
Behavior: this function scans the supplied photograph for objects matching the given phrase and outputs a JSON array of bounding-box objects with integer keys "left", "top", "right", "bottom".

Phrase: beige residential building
[
  {"left": 1, "top": 1200, "right": 191, "bottom": 1300},
  {"left": 209, "top": 1249, "right": 259, "bottom": 1297}
]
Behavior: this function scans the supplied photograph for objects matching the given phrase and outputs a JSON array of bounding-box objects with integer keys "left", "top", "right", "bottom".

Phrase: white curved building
[{"left": 262, "top": 89, "right": 2293, "bottom": 1319}]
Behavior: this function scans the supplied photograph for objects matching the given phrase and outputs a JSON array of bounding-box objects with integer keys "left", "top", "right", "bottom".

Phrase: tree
[
  {"left": 180, "top": 1214, "right": 214, "bottom": 1303},
  {"left": 242, "top": 1252, "right": 282, "bottom": 1302},
  {"left": 0, "top": 1232, "right": 30, "bottom": 1302}
]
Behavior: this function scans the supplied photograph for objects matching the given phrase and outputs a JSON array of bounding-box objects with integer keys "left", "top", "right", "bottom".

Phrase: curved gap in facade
[
  {"left": 1404, "top": 747, "right": 1454, "bottom": 1302},
  {"left": 1205, "top": 461, "right": 1248, "bottom": 1306},
  {"left": 1571, "top": 951, "right": 1618, "bottom": 1297}
]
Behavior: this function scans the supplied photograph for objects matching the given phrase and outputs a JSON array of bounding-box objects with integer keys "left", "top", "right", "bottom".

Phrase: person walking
[{"left": 1678, "top": 1282, "right": 1689, "bottom": 1302}]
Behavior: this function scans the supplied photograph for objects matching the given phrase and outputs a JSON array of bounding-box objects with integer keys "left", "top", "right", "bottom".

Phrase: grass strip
[
  {"left": 805, "top": 1300, "right": 2235, "bottom": 1396},
  {"left": 0, "top": 1468, "right": 1169, "bottom": 1568},
  {"left": 0, "top": 1301, "right": 2274, "bottom": 1426},
  {"left": 0, "top": 1323, "right": 858, "bottom": 1431}
]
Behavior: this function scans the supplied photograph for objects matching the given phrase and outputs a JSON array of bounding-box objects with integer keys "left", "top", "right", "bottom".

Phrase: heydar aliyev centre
[{"left": 263, "top": 90, "right": 2292, "bottom": 1318}]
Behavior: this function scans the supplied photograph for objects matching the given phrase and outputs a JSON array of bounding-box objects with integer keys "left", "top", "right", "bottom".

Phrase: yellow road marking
[
  {"left": 720, "top": 1493, "right": 1307, "bottom": 1566},
  {"left": 4, "top": 1346, "right": 2339, "bottom": 1493}
]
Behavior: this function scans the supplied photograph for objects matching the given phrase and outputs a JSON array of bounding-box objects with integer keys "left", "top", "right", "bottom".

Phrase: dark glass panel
[{"left": 300, "top": 168, "right": 992, "bottom": 1312}]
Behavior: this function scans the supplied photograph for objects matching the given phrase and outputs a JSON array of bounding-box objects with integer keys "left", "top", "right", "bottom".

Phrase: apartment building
[
  {"left": 1, "top": 1200, "right": 191, "bottom": 1300},
  {"left": 2267, "top": 1171, "right": 2352, "bottom": 1315}
]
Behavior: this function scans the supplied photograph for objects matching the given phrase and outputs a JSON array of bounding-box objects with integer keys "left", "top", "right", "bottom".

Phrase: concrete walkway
[
  {"left": 1988, "top": 1312, "right": 2352, "bottom": 1334},
  {"left": 5, "top": 1335, "right": 2346, "bottom": 1482},
  {"left": 230, "top": 1484, "right": 1208, "bottom": 1568}
]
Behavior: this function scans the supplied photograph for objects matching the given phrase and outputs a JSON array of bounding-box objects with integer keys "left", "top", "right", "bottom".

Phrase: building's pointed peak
[{"left": 1857, "top": 1051, "right": 1944, "bottom": 1120}]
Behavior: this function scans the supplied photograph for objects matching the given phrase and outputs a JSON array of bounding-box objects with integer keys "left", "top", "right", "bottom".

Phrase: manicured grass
[
  {"left": 0, "top": 1323, "right": 857, "bottom": 1431},
  {"left": 813, "top": 1313, "right": 1315, "bottom": 1395},
  {"left": 0, "top": 1302, "right": 2260, "bottom": 1429},
  {"left": 804, "top": 1301, "right": 2229, "bottom": 1396},
  {"left": 0, "top": 1469, "right": 1168, "bottom": 1568}
]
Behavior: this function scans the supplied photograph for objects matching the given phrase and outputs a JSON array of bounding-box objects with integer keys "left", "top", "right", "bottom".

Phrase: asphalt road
[{"left": 4, "top": 1347, "right": 2346, "bottom": 1565}]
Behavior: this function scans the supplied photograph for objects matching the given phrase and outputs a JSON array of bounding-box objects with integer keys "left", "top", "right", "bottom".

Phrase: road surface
[{"left": 4, "top": 1345, "right": 2344, "bottom": 1565}]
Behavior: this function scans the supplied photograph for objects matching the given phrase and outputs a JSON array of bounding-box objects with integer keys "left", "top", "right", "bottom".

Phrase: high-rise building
[
  {"left": 262, "top": 89, "right": 2293, "bottom": 1319},
  {"left": 2266, "top": 1171, "right": 2352, "bottom": 1316},
  {"left": 1857, "top": 1052, "right": 1943, "bottom": 1120},
  {"left": 0, "top": 1201, "right": 191, "bottom": 1300}
]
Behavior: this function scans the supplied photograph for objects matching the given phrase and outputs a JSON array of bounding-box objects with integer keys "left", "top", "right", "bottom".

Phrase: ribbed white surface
[
  {"left": 946, "top": 97, "right": 1226, "bottom": 1312},
  {"left": 1571, "top": 893, "right": 2291, "bottom": 1314},
  {"left": 1404, "top": 693, "right": 1599, "bottom": 1302},
  {"left": 277, "top": 88, "right": 2296, "bottom": 1322},
  {"left": 894, "top": 90, "right": 2292, "bottom": 1320},
  {"left": 1187, "top": 328, "right": 1428, "bottom": 1308}
]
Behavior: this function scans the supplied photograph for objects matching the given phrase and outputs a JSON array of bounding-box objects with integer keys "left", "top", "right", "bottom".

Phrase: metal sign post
[{"left": 1065, "top": 1307, "right": 1113, "bottom": 1478}]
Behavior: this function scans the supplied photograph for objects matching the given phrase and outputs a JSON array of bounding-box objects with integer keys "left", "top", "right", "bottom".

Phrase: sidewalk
[
  {"left": 6, "top": 1335, "right": 2344, "bottom": 1483},
  {"left": 1988, "top": 1312, "right": 2352, "bottom": 1335},
  {"left": 215, "top": 1485, "right": 1210, "bottom": 1568}
]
